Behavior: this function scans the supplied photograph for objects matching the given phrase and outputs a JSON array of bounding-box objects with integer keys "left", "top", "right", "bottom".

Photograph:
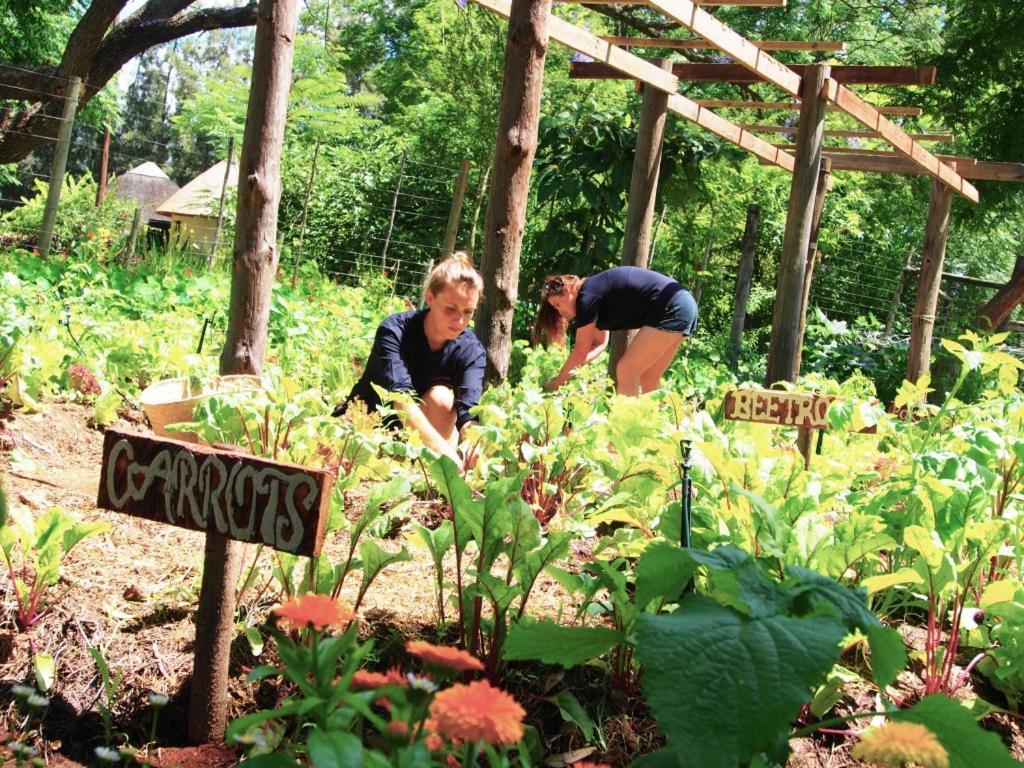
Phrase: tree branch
[{"left": 0, "top": 2, "right": 257, "bottom": 164}]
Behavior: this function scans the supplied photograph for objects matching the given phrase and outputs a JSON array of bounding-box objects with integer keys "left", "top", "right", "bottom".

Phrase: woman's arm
[
  {"left": 544, "top": 322, "right": 603, "bottom": 391},
  {"left": 399, "top": 401, "right": 462, "bottom": 464}
]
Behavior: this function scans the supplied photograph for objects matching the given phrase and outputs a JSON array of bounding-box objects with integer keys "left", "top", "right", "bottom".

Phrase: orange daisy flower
[
  {"left": 429, "top": 679, "right": 525, "bottom": 746},
  {"left": 387, "top": 720, "right": 410, "bottom": 740},
  {"left": 406, "top": 641, "right": 484, "bottom": 673},
  {"left": 351, "top": 667, "right": 406, "bottom": 691},
  {"left": 273, "top": 594, "right": 355, "bottom": 631}
]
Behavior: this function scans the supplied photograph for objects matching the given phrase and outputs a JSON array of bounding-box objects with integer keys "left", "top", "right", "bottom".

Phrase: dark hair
[{"left": 532, "top": 274, "right": 582, "bottom": 347}]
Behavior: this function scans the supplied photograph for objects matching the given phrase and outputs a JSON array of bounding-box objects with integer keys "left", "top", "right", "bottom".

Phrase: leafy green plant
[
  {"left": 0, "top": 506, "right": 110, "bottom": 628},
  {"left": 88, "top": 646, "right": 124, "bottom": 748}
]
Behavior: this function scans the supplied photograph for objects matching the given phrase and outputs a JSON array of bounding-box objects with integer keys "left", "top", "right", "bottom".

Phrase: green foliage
[{"left": 0, "top": 505, "right": 110, "bottom": 628}]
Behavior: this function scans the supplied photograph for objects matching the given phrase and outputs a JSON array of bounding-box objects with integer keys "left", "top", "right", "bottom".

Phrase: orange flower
[
  {"left": 273, "top": 594, "right": 355, "bottom": 631},
  {"left": 351, "top": 667, "right": 406, "bottom": 691},
  {"left": 429, "top": 680, "right": 525, "bottom": 746},
  {"left": 571, "top": 763, "right": 612, "bottom": 768},
  {"left": 387, "top": 720, "right": 410, "bottom": 740},
  {"left": 423, "top": 717, "right": 446, "bottom": 752},
  {"left": 406, "top": 641, "right": 484, "bottom": 673}
]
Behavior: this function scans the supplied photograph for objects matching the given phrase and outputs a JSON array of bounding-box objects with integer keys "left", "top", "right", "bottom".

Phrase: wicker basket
[{"left": 140, "top": 375, "right": 264, "bottom": 443}]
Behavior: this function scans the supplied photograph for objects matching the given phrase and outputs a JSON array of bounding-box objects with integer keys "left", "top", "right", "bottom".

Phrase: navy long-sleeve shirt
[
  {"left": 575, "top": 266, "right": 685, "bottom": 331},
  {"left": 345, "top": 310, "right": 486, "bottom": 431}
]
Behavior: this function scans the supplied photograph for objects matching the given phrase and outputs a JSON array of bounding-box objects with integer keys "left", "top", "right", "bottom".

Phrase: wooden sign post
[
  {"left": 97, "top": 429, "right": 334, "bottom": 733},
  {"left": 723, "top": 387, "right": 846, "bottom": 468}
]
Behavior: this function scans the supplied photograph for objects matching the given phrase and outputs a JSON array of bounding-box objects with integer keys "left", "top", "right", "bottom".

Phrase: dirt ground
[{"left": 1, "top": 402, "right": 1022, "bottom": 767}]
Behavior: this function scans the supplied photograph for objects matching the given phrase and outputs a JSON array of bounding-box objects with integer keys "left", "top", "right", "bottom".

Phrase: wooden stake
[
  {"left": 193, "top": 0, "right": 299, "bottom": 745},
  {"left": 468, "top": 163, "right": 491, "bottom": 257},
  {"left": 39, "top": 77, "right": 82, "bottom": 259},
  {"left": 381, "top": 154, "right": 406, "bottom": 270},
  {"left": 906, "top": 178, "right": 953, "bottom": 386},
  {"left": 291, "top": 136, "right": 322, "bottom": 287},
  {"left": 96, "top": 128, "right": 111, "bottom": 207},
  {"left": 765, "top": 65, "right": 829, "bottom": 386},
  {"left": 884, "top": 248, "right": 915, "bottom": 337},
  {"left": 123, "top": 207, "right": 142, "bottom": 266},
  {"left": 728, "top": 203, "right": 759, "bottom": 371},
  {"left": 209, "top": 136, "right": 235, "bottom": 267},
  {"left": 442, "top": 159, "right": 471, "bottom": 257},
  {"left": 477, "top": 0, "right": 551, "bottom": 382},
  {"left": 610, "top": 58, "right": 672, "bottom": 380}
]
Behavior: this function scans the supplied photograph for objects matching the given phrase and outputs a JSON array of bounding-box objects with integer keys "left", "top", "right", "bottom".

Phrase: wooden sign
[
  {"left": 97, "top": 429, "right": 333, "bottom": 557},
  {"left": 724, "top": 388, "right": 836, "bottom": 429}
]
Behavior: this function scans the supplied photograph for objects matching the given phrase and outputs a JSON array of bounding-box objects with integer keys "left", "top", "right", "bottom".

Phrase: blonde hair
[
  {"left": 532, "top": 274, "right": 583, "bottom": 347},
  {"left": 425, "top": 251, "right": 484, "bottom": 298}
]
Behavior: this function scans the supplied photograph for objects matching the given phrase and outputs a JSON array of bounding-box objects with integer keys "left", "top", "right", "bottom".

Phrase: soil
[{"left": 1, "top": 401, "right": 1023, "bottom": 767}]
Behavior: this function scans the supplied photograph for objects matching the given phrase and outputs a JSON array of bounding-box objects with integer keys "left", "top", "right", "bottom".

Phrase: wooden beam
[
  {"left": 766, "top": 64, "right": 829, "bottom": 387},
  {"left": 905, "top": 266, "right": 1008, "bottom": 290},
  {"left": 974, "top": 256, "right": 1024, "bottom": 331},
  {"left": 571, "top": 61, "right": 938, "bottom": 86},
  {"left": 473, "top": 0, "right": 796, "bottom": 172},
  {"left": 767, "top": 149, "right": 1024, "bottom": 182},
  {"left": 907, "top": 179, "right": 953, "bottom": 384},
  {"left": 741, "top": 124, "right": 954, "bottom": 142},
  {"left": 638, "top": 0, "right": 978, "bottom": 201},
  {"left": 698, "top": 99, "right": 922, "bottom": 116},
  {"left": 601, "top": 36, "right": 845, "bottom": 52}
]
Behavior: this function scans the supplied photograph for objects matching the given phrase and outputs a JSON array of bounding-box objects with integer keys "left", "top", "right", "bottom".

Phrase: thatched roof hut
[
  {"left": 155, "top": 160, "right": 238, "bottom": 219},
  {"left": 113, "top": 162, "right": 180, "bottom": 223},
  {"left": 154, "top": 160, "right": 239, "bottom": 252}
]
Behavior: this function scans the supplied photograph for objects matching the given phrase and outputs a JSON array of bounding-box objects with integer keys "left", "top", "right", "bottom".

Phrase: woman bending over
[
  {"left": 535, "top": 265, "right": 697, "bottom": 396},
  {"left": 336, "top": 253, "right": 485, "bottom": 466}
]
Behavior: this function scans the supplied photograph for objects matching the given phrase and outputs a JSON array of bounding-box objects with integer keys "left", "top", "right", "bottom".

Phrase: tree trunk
[
  {"left": 764, "top": 64, "right": 830, "bottom": 386},
  {"left": 477, "top": 0, "right": 551, "bottom": 382},
  {"left": 609, "top": 60, "right": 672, "bottom": 379},
  {"left": 727, "top": 204, "right": 760, "bottom": 371},
  {"left": 906, "top": 178, "right": 953, "bottom": 385},
  {"left": 190, "top": 0, "right": 298, "bottom": 746},
  {"left": 974, "top": 253, "right": 1024, "bottom": 332}
]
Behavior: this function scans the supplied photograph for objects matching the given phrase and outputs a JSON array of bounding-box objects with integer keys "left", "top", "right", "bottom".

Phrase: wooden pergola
[{"left": 470, "top": 0, "right": 1024, "bottom": 386}]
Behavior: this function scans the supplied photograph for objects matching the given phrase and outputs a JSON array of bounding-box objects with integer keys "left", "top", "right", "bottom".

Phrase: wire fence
[{"left": 0, "top": 70, "right": 483, "bottom": 301}]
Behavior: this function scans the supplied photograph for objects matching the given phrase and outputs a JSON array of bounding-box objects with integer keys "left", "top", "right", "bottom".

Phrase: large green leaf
[
  {"left": 635, "top": 541, "right": 697, "bottom": 611},
  {"left": 428, "top": 455, "right": 480, "bottom": 555},
  {"left": 504, "top": 620, "right": 625, "bottom": 668},
  {"left": 891, "top": 694, "right": 1020, "bottom": 768},
  {"left": 635, "top": 596, "right": 846, "bottom": 768}
]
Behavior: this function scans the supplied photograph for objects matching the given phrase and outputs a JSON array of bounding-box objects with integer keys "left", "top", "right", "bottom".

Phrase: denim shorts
[{"left": 655, "top": 289, "right": 698, "bottom": 336}]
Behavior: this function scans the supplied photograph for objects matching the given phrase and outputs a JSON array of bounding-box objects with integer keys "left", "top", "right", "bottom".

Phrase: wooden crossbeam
[
  {"left": 697, "top": 99, "right": 923, "bottom": 116},
  {"left": 571, "top": 61, "right": 938, "bottom": 86},
  {"left": 765, "top": 148, "right": 1024, "bottom": 182},
  {"left": 471, "top": 0, "right": 795, "bottom": 172},
  {"left": 601, "top": 36, "right": 844, "bottom": 52},
  {"left": 638, "top": 0, "right": 978, "bottom": 201},
  {"left": 743, "top": 124, "right": 953, "bottom": 142}
]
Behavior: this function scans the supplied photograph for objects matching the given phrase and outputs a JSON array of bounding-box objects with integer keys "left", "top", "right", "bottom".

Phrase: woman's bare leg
[
  {"left": 615, "top": 327, "right": 683, "bottom": 396},
  {"left": 639, "top": 333, "right": 686, "bottom": 393},
  {"left": 420, "top": 386, "right": 457, "bottom": 443}
]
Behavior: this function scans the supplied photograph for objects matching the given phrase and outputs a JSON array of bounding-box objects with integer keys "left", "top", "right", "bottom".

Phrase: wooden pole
[
  {"left": 906, "top": 178, "right": 954, "bottom": 385},
  {"left": 96, "top": 128, "right": 111, "bottom": 206},
  {"left": 793, "top": 158, "right": 832, "bottom": 376},
  {"left": 609, "top": 59, "right": 673, "bottom": 379},
  {"left": 381, "top": 153, "right": 406, "bottom": 269},
  {"left": 208, "top": 136, "right": 235, "bottom": 267},
  {"left": 123, "top": 207, "right": 142, "bottom": 266},
  {"left": 39, "top": 77, "right": 82, "bottom": 259},
  {"left": 884, "top": 248, "right": 915, "bottom": 337},
  {"left": 764, "top": 64, "right": 830, "bottom": 386},
  {"left": 477, "top": 0, "right": 551, "bottom": 382},
  {"left": 291, "top": 136, "right": 322, "bottom": 287},
  {"left": 193, "top": 0, "right": 298, "bottom": 745},
  {"left": 442, "top": 159, "right": 471, "bottom": 257},
  {"left": 468, "top": 162, "right": 491, "bottom": 257},
  {"left": 727, "top": 203, "right": 760, "bottom": 371},
  {"left": 692, "top": 208, "right": 717, "bottom": 305}
]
